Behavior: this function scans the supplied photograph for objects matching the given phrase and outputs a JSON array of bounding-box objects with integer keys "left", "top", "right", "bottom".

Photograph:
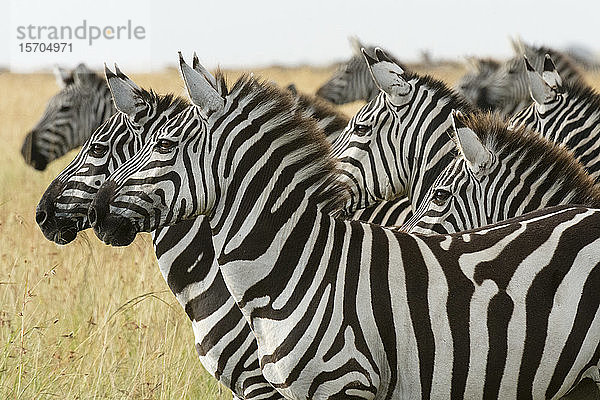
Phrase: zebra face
[
  {"left": 36, "top": 66, "right": 189, "bottom": 245},
  {"left": 454, "top": 58, "right": 500, "bottom": 111},
  {"left": 405, "top": 157, "right": 487, "bottom": 234},
  {"left": 316, "top": 53, "right": 373, "bottom": 105},
  {"left": 89, "top": 106, "right": 209, "bottom": 246},
  {"left": 22, "top": 64, "right": 109, "bottom": 171}
]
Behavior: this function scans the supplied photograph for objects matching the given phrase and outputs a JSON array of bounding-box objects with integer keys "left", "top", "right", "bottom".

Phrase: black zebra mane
[
  {"left": 454, "top": 112, "right": 600, "bottom": 207},
  {"left": 213, "top": 72, "right": 350, "bottom": 215},
  {"left": 560, "top": 79, "right": 600, "bottom": 112},
  {"left": 402, "top": 71, "right": 477, "bottom": 114},
  {"left": 131, "top": 87, "right": 191, "bottom": 116}
]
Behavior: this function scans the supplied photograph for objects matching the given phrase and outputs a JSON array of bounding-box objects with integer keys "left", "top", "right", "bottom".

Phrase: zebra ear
[
  {"left": 105, "top": 64, "right": 144, "bottom": 118},
  {"left": 524, "top": 56, "right": 555, "bottom": 105},
  {"left": 192, "top": 52, "right": 217, "bottom": 89},
  {"left": 510, "top": 36, "right": 525, "bottom": 55},
  {"left": 53, "top": 66, "right": 73, "bottom": 88},
  {"left": 452, "top": 111, "right": 491, "bottom": 175},
  {"left": 72, "top": 63, "right": 96, "bottom": 85},
  {"left": 179, "top": 52, "right": 224, "bottom": 118},
  {"left": 542, "top": 54, "right": 563, "bottom": 89},
  {"left": 348, "top": 36, "right": 365, "bottom": 55},
  {"left": 363, "top": 47, "right": 411, "bottom": 105}
]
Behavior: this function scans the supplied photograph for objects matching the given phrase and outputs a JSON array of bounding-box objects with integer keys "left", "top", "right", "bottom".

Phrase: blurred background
[{"left": 3, "top": 0, "right": 600, "bottom": 72}]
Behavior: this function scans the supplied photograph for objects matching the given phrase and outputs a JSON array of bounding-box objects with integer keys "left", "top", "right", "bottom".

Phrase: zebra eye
[
  {"left": 432, "top": 189, "right": 451, "bottom": 206},
  {"left": 88, "top": 143, "right": 108, "bottom": 158},
  {"left": 155, "top": 139, "right": 177, "bottom": 153},
  {"left": 353, "top": 124, "right": 370, "bottom": 136}
]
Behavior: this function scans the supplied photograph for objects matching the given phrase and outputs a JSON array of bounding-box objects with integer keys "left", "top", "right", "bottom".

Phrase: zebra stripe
[
  {"left": 332, "top": 48, "right": 474, "bottom": 216},
  {"left": 476, "top": 42, "right": 585, "bottom": 117},
  {"left": 402, "top": 112, "right": 600, "bottom": 234},
  {"left": 91, "top": 60, "right": 600, "bottom": 399},
  {"left": 21, "top": 64, "right": 115, "bottom": 170},
  {"left": 510, "top": 55, "right": 600, "bottom": 182},
  {"left": 316, "top": 38, "right": 407, "bottom": 105},
  {"left": 36, "top": 61, "right": 412, "bottom": 398}
]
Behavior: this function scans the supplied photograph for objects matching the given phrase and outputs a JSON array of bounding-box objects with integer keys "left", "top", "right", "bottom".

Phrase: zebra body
[
  {"left": 316, "top": 37, "right": 406, "bottom": 105},
  {"left": 474, "top": 40, "right": 585, "bottom": 117},
  {"left": 22, "top": 64, "right": 115, "bottom": 170},
  {"left": 91, "top": 58, "right": 600, "bottom": 400},
  {"left": 403, "top": 112, "right": 600, "bottom": 234},
  {"left": 510, "top": 55, "right": 600, "bottom": 182}
]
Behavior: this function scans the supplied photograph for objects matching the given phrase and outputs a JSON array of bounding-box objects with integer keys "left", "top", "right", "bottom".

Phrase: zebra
[
  {"left": 401, "top": 111, "right": 600, "bottom": 234},
  {"left": 331, "top": 47, "right": 474, "bottom": 217},
  {"left": 89, "top": 56, "right": 600, "bottom": 399},
  {"left": 21, "top": 63, "right": 115, "bottom": 170},
  {"left": 315, "top": 37, "right": 407, "bottom": 105},
  {"left": 475, "top": 39, "right": 585, "bottom": 117},
  {"left": 35, "top": 63, "right": 285, "bottom": 400},
  {"left": 454, "top": 57, "right": 501, "bottom": 110},
  {"left": 36, "top": 58, "right": 413, "bottom": 398},
  {"left": 510, "top": 54, "right": 600, "bottom": 182}
]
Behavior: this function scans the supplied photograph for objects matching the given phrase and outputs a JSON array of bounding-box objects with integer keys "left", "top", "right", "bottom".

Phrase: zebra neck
[{"left": 208, "top": 196, "right": 335, "bottom": 315}]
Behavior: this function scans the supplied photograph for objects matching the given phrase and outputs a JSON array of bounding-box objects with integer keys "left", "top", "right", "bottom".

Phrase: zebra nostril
[
  {"left": 35, "top": 210, "right": 47, "bottom": 226},
  {"left": 88, "top": 207, "right": 98, "bottom": 227}
]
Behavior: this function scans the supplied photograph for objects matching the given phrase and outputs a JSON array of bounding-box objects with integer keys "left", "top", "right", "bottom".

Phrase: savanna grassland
[{"left": 1, "top": 63, "right": 599, "bottom": 400}]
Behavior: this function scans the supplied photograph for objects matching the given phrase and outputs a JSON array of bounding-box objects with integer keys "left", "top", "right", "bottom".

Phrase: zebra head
[
  {"left": 35, "top": 65, "right": 189, "bottom": 244},
  {"left": 21, "top": 64, "right": 114, "bottom": 171},
  {"left": 333, "top": 48, "right": 472, "bottom": 214},
  {"left": 404, "top": 111, "right": 600, "bottom": 234},
  {"left": 481, "top": 40, "right": 584, "bottom": 116},
  {"left": 316, "top": 38, "right": 404, "bottom": 104},
  {"left": 454, "top": 57, "right": 501, "bottom": 111},
  {"left": 509, "top": 54, "right": 565, "bottom": 132},
  {"left": 90, "top": 54, "right": 345, "bottom": 246}
]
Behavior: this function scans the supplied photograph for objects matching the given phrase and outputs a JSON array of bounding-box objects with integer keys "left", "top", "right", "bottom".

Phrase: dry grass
[{"left": 1, "top": 63, "right": 599, "bottom": 399}]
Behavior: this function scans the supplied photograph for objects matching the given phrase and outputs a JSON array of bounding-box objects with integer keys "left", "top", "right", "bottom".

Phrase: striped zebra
[
  {"left": 315, "top": 37, "right": 406, "bottom": 105},
  {"left": 89, "top": 56, "right": 600, "bottom": 399},
  {"left": 21, "top": 63, "right": 115, "bottom": 170},
  {"left": 477, "top": 40, "right": 585, "bottom": 117},
  {"left": 510, "top": 55, "right": 600, "bottom": 182},
  {"left": 331, "top": 48, "right": 474, "bottom": 216},
  {"left": 402, "top": 111, "right": 600, "bottom": 234},
  {"left": 454, "top": 57, "right": 501, "bottom": 110},
  {"left": 36, "top": 64, "right": 282, "bottom": 399},
  {"left": 36, "top": 58, "right": 412, "bottom": 398}
]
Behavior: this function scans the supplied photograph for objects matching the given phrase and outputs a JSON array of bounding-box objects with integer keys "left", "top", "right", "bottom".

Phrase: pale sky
[{"left": 2, "top": 0, "right": 599, "bottom": 72}]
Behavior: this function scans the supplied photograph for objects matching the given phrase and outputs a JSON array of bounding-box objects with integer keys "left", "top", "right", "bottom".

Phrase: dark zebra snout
[
  {"left": 21, "top": 130, "right": 49, "bottom": 171},
  {"left": 89, "top": 181, "right": 137, "bottom": 247},
  {"left": 36, "top": 180, "right": 78, "bottom": 244}
]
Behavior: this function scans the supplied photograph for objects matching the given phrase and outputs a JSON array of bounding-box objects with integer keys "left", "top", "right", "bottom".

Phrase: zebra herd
[{"left": 23, "top": 38, "right": 600, "bottom": 399}]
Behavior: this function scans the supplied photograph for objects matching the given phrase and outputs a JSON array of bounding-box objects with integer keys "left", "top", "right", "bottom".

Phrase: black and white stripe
[
  {"left": 316, "top": 38, "right": 407, "bottom": 105},
  {"left": 476, "top": 41, "right": 585, "bottom": 117},
  {"left": 510, "top": 55, "right": 600, "bottom": 182},
  {"left": 21, "top": 64, "right": 115, "bottom": 170},
  {"left": 91, "top": 57, "right": 600, "bottom": 400},
  {"left": 403, "top": 111, "right": 600, "bottom": 234},
  {"left": 36, "top": 59, "right": 412, "bottom": 399},
  {"left": 331, "top": 48, "right": 474, "bottom": 217}
]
